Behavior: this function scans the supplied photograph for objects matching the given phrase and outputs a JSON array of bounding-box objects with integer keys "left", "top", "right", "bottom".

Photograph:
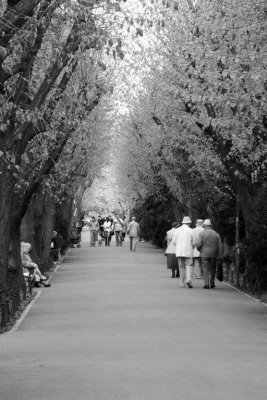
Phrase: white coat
[
  {"left": 172, "top": 224, "right": 193, "bottom": 258},
  {"left": 192, "top": 225, "right": 204, "bottom": 257},
  {"left": 165, "top": 228, "right": 177, "bottom": 254}
]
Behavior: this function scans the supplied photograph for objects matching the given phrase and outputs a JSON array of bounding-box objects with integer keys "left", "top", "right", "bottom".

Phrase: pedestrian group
[
  {"left": 166, "top": 216, "right": 222, "bottom": 289},
  {"left": 88, "top": 215, "right": 140, "bottom": 251},
  {"left": 87, "top": 212, "right": 223, "bottom": 289}
]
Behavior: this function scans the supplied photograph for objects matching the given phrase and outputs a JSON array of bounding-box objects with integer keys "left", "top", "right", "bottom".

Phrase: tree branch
[
  {"left": 14, "top": 133, "right": 70, "bottom": 223},
  {"left": 0, "top": 0, "right": 42, "bottom": 48}
]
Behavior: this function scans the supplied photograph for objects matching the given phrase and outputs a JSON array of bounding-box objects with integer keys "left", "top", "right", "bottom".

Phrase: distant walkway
[{"left": 1, "top": 230, "right": 267, "bottom": 400}]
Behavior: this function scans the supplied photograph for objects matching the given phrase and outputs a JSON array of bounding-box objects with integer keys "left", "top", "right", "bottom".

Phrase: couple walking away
[{"left": 167, "top": 216, "right": 222, "bottom": 289}]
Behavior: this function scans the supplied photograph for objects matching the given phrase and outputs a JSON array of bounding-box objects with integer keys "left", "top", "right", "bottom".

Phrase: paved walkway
[{"left": 1, "top": 230, "right": 267, "bottom": 400}]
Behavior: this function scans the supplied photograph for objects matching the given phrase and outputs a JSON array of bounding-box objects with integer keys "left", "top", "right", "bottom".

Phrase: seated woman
[{"left": 21, "top": 242, "right": 51, "bottom": 288}]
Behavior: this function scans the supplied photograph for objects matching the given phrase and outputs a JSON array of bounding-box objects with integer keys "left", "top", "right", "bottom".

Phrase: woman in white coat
[{"left": 166, "top": 222, "right": 179, "bottom": 278}]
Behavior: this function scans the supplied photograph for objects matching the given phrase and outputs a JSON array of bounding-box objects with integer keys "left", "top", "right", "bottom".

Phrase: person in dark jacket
[
  {"left": 195, "top": 219, "right": 222, "bottom": 289},
  {"left": 51, "top": 231, "right": 62, "bottom": 264}
]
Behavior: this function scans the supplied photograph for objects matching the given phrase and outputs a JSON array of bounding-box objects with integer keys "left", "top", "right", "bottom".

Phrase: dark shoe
[
  {"left": 34, "top": 282, "right": 42, "bottom": 288},
  {"left": 210, "top": 284, "right": 216, "bottom": 288},
  {"left": 41, "top": 281, "right": 51, "bottom": 287},
  {"left": 187, "top": 281, "right": 193, "bottom": 288},
  {"left": 203, "top": 285, "right": 210, "bottom": 289}
]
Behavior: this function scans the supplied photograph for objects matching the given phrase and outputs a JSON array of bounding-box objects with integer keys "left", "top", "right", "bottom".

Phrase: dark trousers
[
  {"left": 201, "top": 257, "right": 216, "bottom": 286},
  {"left": 115, "top": 231, "right": 122, "bottom": 246},
  {"left": 51, "top": 248, "right": 60, "bottom": 262},
  {"left": 104, "top": 231, "right": 111, "bottom": 246}
]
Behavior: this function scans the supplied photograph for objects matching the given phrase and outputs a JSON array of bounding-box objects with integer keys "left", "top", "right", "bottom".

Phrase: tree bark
[{"left": 40, "top": 193, "right": 56, "bottom": 270}]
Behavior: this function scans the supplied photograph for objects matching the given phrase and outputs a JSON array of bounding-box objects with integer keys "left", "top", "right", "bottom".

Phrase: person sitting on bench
[{"left": 21, "top": 242, "right": 51, "bottom": 288}]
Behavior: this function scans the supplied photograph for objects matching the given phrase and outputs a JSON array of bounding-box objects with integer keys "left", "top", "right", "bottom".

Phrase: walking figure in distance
[
  {"left": 172, "top": 216, "right": 194, "bottom": 288},
  {"left": 127, "top": 216, "right": 140, "bottom": 251},
  {"left": 195, "top": 219, "right": 223, "bottom": 289},
  {"left": 166, "top": 222, "right": 179, "bottom": 278}
]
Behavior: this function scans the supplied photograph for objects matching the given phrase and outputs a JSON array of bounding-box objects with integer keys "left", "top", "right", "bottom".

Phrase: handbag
[{"left": 216, "top": 259, "right": 223, "bottom": 282}]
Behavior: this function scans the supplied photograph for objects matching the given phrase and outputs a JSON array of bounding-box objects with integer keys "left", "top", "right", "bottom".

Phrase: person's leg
[
  {"left": 115, "top": 231, "right": 119, "bottom": 246},
  {"left": 202, "top": 258, "right": 210, "bottom": 287},
  {"left": 94, "top": 231, "right": 98, "bottom": 245},
  {"left": 210, "top": 258, "right": 217, "bottom": 287},
  {"left": 193, "top": 257, "right": 201, "bottom": 278},
  {"left": 51, "top": 249, "right": 60, "bottom": 262},
  {"left": 178, "top": 257, "right": 186, "bottom": 287},
  {"left": 186, "top": 258, "right": 194, "bottom": 288},
  {"left": 104, "top": 231, "right": 108, "bottom": 246},
  {"left": 132, "top": 237, "right": 138, "bottom": 251},
  {"left": 119, "top": 231, "right": 122, "bottom": 246},
  {"left": 34, "top": 265, "right": 47, "bottom": 281},
  {"left": 130, "top": 237, "right": 133, "bottom": 251},
  {"left": 89, "top": 230, "right": 94, "bottom": 246},
  {"left": 34, "top": 270, "right": 51, "bottom": 287}
]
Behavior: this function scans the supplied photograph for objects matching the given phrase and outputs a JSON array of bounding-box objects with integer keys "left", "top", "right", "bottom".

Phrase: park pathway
[{"left": 1, "top": 229, "right": 267, "bottom": 400}]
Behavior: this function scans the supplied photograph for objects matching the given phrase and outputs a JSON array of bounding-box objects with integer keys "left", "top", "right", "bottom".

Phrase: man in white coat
[{"left": 172, "top": 216, "right": 194, "bottom": 288}]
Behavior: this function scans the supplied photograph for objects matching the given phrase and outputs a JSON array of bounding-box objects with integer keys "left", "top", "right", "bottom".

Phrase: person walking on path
[
  {"left": 172, "top": 216, "right": 194, "bottom": 288},
  {"left": 50, "top": 230, "right": 62, "bottom": 264},
  {"left": 192, "top": 219, "right": 204, "bottom": 279},
  {"left": 195, "top": 219, "right": 223, "bottom": 289},
  {"left": 127, "top": 216, "right": 140, "bottom": 251},
  {"left": 166, "top": 222, "right": 179, "bottom": 278},
  {"left": 103, "top": 217, "right": 113, "bottom": 246},
  {"left": 121, "top": 216, "right": 128, "bottom": 243},
  {"left": 97, "top": 215, "right": 105, "bottom": 245},
  {"left": 113, "top": 217, "right": 123, "bottom": 246},
  {"left": 88, "top": 216, "right": 99, "bottom": 247}
]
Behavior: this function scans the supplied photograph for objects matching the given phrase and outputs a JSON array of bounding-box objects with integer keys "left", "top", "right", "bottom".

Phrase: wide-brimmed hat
[
  {"left": 203, "top": 219, "right": 212, "bottom": 226},
  {"left": 182, "top": 216, "right": 192, "bottom": 224}
]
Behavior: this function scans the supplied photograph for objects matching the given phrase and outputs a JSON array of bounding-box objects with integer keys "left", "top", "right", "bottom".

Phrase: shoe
[
  {"left": 203, "top": 285, "right": 210, "bottom": 289},
  {"left": 41, "top": 281, "right": 51, "bottom": 287},
  {"left": 210, "top": 284, "right": 216, "bottom": 288},
  {"left": 34, "top": 282, "right": 42, "bottom": 288},
  {"left": 187, "top": 281, "right": 193, "bottom": 288}
]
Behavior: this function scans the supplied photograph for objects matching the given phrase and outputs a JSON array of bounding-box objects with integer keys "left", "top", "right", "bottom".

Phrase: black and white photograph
[{"left": 0, "top": 0, "right": 267, "bottom": 399}]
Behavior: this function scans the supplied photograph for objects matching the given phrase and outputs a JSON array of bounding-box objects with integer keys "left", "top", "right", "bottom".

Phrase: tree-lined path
[{"left": 1, "top": 231, "right": 267, "bottom": 400}]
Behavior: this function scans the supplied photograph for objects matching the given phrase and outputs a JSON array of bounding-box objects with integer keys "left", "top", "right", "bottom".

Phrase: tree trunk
[
  {"left": 0, "top": 166, "right": 15, "bottom": 330},
  {"left": 234, "top": 179, "right": 266, "bottom": 291},
  {"left": 39, "top": 192, "right": 56, "bottom": 270},
  {"left": 7, "top": 218, "right": 25, "bottom": 327}
]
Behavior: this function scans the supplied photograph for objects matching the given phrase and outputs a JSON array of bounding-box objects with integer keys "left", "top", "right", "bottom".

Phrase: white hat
[
  {"left": 182, "top": 216, "right": 192, "bottom": 224},
  {"left": 203, "top": 219, "right": 212, "bottom": 226}
]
